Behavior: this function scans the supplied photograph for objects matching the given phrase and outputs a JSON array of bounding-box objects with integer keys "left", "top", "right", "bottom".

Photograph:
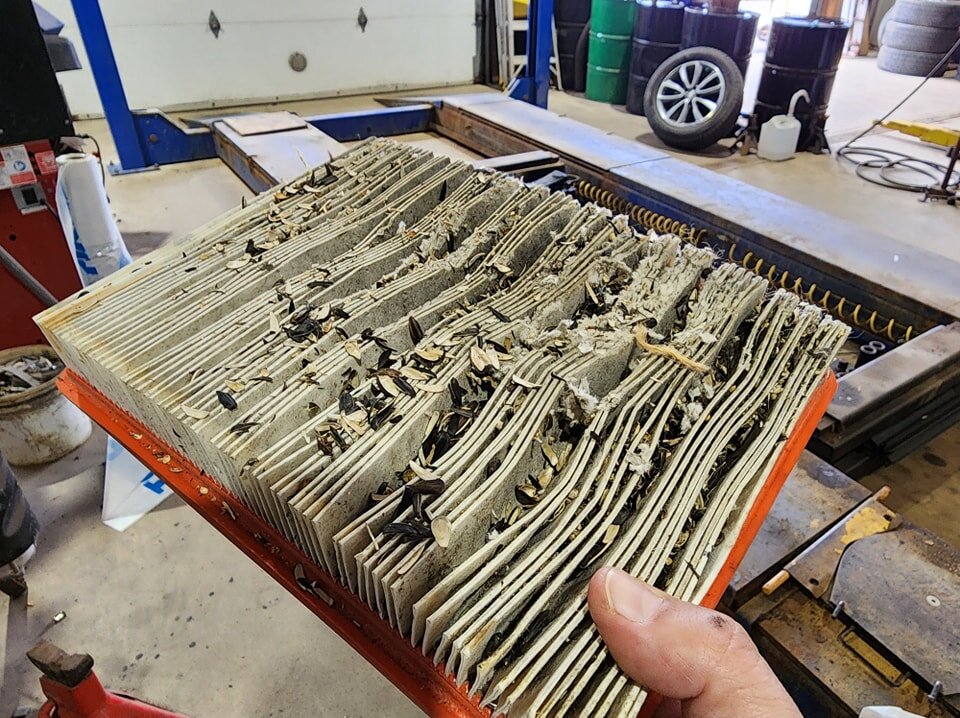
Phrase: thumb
[{"left": 588, "top": 567, "right": 800, "bottom": 718}]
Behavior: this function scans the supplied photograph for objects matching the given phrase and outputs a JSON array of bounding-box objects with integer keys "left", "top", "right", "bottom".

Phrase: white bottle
[
  {"left": 757, "top": 89, "right": 811, "bottom": 162},
  {"left": 859, "top": 707, "right": 924, "bottom": 718}
]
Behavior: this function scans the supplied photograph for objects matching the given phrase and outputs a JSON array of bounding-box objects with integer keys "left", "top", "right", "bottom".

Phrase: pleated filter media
[{"left": 37, "top": 139, "right": 848, "bottom": 717}]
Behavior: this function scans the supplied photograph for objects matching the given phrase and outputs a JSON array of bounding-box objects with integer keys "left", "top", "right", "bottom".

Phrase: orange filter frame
[{"left": 57, "top": 368, "right": 837, "bottom": 718}]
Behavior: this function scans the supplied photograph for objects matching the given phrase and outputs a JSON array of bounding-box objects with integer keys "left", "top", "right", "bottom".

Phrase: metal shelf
[{"left": 56, "top": 368, "right": 837, "bottom": 717}]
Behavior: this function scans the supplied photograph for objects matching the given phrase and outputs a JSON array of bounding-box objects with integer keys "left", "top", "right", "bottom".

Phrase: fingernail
[{"left": 603, "top": 568, "right": 665, "bottom": 624}]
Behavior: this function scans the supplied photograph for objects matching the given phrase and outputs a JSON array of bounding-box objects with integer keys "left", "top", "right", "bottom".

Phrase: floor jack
[
  {"left": 26, "top": 641, "right": 187, "bottom": 718},
  {"left": 880, "top": 120, "right": 960, "bottom": 204}
]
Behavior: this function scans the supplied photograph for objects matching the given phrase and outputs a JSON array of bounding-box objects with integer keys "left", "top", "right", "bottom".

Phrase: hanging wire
[{"left": 835, "top": 37, "right": 960, "bottom": 194}]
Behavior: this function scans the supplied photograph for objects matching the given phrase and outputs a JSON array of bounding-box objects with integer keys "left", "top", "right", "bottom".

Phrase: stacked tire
[{"left": 877, "top": 0, "right": 960, "bottom": 76}]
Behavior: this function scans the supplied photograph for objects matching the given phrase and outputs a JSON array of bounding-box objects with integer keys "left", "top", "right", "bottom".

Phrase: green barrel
[
  {"left": 590, "top": 0, "right": 637, "bottom": 34},
  {"left": 587, "top": 31, "right": 631, "bottom": 68},
  {"left": 587, "top": 0, "right": 634, "bottom": 103},
  {"left": 586, "top": 64, "right": 628, "bottom": 102}
]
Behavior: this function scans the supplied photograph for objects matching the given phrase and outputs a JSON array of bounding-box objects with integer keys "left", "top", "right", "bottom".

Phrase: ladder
[{"left": 495, "top": 0, "right": 563, "bottom": 92}]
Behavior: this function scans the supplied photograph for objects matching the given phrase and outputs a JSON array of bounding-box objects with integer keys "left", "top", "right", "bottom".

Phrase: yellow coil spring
[
  {"left": 576, "top": 179, "right": 916, "bottom": 343},
  {"left": 576, "top": 180, "right": 708, "bottom": 244},
  {"left": 724, "top": 241, "right": 915, "bottom": 342}
]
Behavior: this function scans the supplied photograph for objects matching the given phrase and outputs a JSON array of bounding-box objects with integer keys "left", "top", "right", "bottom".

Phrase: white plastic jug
[
  {"left": 859, "top": 707, "right": 924, "bottom": 718},
  {"left": 757, "top": 89, "right": 811, "bottom": 161}
]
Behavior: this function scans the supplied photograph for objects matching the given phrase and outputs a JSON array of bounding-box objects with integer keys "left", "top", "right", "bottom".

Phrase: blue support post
[
  {"left": 508, "top": 0, "right": 554, "bottom": 108},
  {"left": 69, "top": 0, "right": 150, "bottom": 170}
]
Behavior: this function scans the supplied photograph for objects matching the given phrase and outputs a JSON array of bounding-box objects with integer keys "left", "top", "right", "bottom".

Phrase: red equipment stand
[
  {"left": 29, "top": 640, "right": 186, "bottom": 718},
  {"left": 0, "top": 140, "right": 83, "bottom": 349},
  {"left": 55, "top": 368, "right": 837, "bottom": 718}
]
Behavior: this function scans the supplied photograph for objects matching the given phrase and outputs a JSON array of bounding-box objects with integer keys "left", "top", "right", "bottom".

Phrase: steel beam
[
  {"left": 69, "top": 0, "right": 149, "bottom": 171},
  {"left": 307, "top": 105, "right": 434, "bottom": 142},
  {"left": 430, "top": 96, "right": 960, "bottom": 340},
  {"left": 508, "top": 0, "right": 554, "bottom": 107}
]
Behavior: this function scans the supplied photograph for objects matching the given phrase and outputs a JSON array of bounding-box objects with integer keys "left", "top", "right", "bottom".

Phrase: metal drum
[
  {"left": 557, "top": 21, "right": 586, "bottom": 89},
  {"left": 680, "top": 7, "right": 759, "bottom": 76},
  {"left": 589, "top": 30, "right": 632, "bottom": 67},
  {"left": 754, "top": 17, "right": 849, "bottom": 152},
  {"left": 556, "top": 0, "right": 592, "bottom": 24},
  {"left": 587, "top": 0, "right": 637, "bottom": 101},
  {"left": 626, "top": 0, "right": 686, "bottom": 114},
  {"left": 634, "top": 0, "right": 686, "bottom": 42},
  {"left": 556, "top": 0, "right": 591, "bottom": 91},
  {"left": 591, "top": 0, "right": 638, "bottom": 33}
]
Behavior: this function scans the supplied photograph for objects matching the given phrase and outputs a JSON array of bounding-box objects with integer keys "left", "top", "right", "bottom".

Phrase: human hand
[{"left": 588, "top": 567, "right": 801, "bottom": 718}]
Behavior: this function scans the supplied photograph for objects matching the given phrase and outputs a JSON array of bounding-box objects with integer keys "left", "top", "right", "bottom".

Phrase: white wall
[{"left": 44, "top": 0, "right": 477, "bottom": 118}]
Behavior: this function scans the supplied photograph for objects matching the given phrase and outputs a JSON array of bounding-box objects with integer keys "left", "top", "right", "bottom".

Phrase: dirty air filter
[{"left": 37, "top": 139, "right": 847, "bottom": 716}]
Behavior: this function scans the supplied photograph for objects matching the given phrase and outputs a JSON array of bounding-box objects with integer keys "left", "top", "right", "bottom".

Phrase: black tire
[
  {"left": 877, "top": 44, "right": 950, "bottom": 74},
  {"left": 643, "top": 46, "right": 744, "bottom": 151},
  {"left": 890, "top": 0, "right": 960, "bottom": 27},
  {"left": 573, "top": 21, "right": 590, "bottom": 92},
  {"left": 882, "top": 19, "right": 959, "bottom": 51}
]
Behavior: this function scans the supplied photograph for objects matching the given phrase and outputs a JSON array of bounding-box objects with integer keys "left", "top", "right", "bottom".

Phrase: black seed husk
[
  {"left": 229, "top": 421, "right": 259, "bottom": 434},
  {"left": 394, "top": 375, "right": 417, "bottom": 398},
  {"left": 245, "top": 238, "right": 267, "bottom": 257},
  {"left": 408, "top": 316, "right": 424, "bottom": 345},
  {"left": 382, "top": 522, "right": 432, "bottom": 541},
  {"left": 339, "top": 391, "right": 356, "bottom": 413},
  {"left": 407, "top": 478, "right": 445, "bottom": 495}
]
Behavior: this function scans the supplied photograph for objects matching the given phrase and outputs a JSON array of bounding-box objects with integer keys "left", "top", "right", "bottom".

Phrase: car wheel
[{"left": 642, "top": 46, "right": 744, "bottom": 151}]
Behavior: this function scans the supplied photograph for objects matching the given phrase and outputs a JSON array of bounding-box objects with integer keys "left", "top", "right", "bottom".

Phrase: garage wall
[{"left": 43, "top": 0, "right": 477, "bottom": 118}]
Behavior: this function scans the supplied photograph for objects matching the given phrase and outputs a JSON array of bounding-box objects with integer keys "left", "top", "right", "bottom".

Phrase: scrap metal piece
[
  {"left": 831, "top": 527, "right": 960, "bottom": 699},
  {"left": 763, "top": 486, "right": 900, "bottom": 598},
  {"left": 27, "top": 640, "right": 93, "bottom": 688},
  {"left": 823, "top": 324, "right": 960, "bottom": 428},
  {"left": 728, "top": 452, "right": 872, "bottom": 604},
  {"left": 222, "top": 112, "right": 307, "bottom": 137}
]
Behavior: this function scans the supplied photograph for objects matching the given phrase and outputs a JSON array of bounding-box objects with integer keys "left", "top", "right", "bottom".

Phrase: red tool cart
[{"left": 0, "top": 0, "right": 86, "bottom": 350}]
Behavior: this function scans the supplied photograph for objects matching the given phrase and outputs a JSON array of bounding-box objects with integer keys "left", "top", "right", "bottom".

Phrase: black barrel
[
  {"left": 626, "top": 0, "right": 685, "bottom": 115},
  {"left": 556, "top": 0, "right": 592, "bottom": 24},
  {"left": 557, "top": 19, "right": 585, "bottom": 89},
  {"left": 754, "top": 17, "right": 849, "bottom": 151},
  {"left": 634, "top": 0, "right": 685, "bottom": 41},
  {"left": 555, "top": 0, "right": 591, "bottom": 91},
  {"left": 680, "top": 7, "right": 759, "bottom": 77}
]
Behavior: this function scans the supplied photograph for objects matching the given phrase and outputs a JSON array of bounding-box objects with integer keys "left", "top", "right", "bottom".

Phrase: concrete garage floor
[{"left": 3, "top": 61, "right": 960, "bottom": 715}]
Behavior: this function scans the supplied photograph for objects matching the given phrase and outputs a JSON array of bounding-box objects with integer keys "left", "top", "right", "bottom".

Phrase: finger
[
  {"left": 588, "top": 567, "right": 800, "bottom": 718},
  {"left": 652, "top": 697, "right": 681, "bottom": 718}
]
